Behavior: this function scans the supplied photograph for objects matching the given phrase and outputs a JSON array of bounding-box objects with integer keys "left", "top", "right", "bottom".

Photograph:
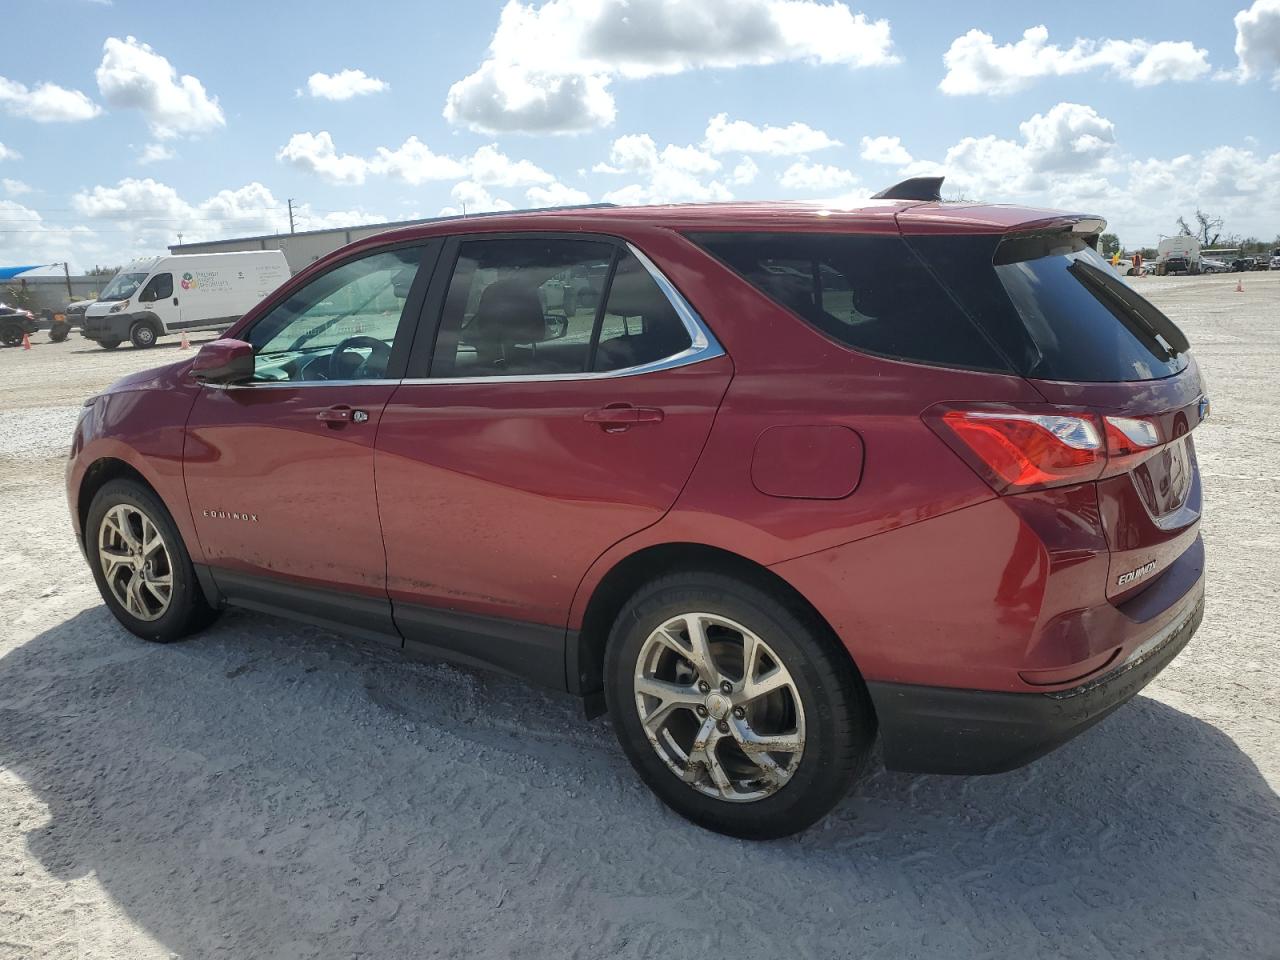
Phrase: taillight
[{"left": 929, "top": 405, "right": 1169, "bottom": 494}]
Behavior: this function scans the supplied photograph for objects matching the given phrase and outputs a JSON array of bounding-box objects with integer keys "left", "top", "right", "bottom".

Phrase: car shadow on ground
[{"left": 2, "top": 606, "right": 1277, "bottom": 959}]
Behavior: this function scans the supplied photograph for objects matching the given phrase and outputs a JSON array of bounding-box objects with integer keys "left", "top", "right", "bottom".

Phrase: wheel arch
[
  {"left": 76, "top": 457, "right": 156, "bottom": 546},
  {"left": 569, "top": 541, "right": 863, "bottom": 712}
]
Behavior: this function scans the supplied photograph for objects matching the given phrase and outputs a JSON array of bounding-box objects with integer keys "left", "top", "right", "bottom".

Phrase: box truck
[{"left": 82, "top": 251, "right": 289, "bottom": 349}]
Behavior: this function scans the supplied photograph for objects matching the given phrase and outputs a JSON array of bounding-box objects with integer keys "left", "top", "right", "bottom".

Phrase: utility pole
[
  {"left": 176, "top": 231, "right": 184, "bottom": 246},
  {"left": 62, "top": 261, "right": 73, "bottom": 301},
  {"left": 287, "top": 198, "right": 296, "bottom": 234}
]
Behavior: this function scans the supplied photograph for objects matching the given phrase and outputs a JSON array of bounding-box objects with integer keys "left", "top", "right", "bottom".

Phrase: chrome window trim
[{"left": 209, "top": 241, "right": 722, "bottom": 390}]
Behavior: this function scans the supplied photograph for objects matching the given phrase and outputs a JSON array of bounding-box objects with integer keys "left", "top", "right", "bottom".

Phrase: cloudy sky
[{"left": 1, "top": 0, "right": 1278, "bottom": 272}]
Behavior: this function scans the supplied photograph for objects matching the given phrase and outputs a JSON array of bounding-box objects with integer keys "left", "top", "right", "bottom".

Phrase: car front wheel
[
  {"left": 605, "top": 571, "right": 875, "bottom": 839},
  {"left": 86, "top": 479, "right": 220, "bottom": 642}
]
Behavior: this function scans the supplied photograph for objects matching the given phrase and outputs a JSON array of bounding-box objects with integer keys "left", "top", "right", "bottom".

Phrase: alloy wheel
[
  {"left": 633, "top": 612, "right": 806, "bottom": 802},
  {"left": 97, "top": 504, "right": 173, "bottom": 621}
]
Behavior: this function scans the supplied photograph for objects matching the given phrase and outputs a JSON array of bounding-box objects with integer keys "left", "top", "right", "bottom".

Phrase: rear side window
[
  {"left": 430, "top": 238, "right": 692, "bottom": 378},
  {"left": 907, "top": 233, "right": 1190, "bottom": 382},
  {"left": 688, "top": 232, "right": 1010, "bottom": 372}
]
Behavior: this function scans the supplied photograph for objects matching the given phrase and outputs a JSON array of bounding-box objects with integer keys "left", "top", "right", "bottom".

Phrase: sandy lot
[{"left": 1, "top": 278, "right": 1278, "bottom": 960}]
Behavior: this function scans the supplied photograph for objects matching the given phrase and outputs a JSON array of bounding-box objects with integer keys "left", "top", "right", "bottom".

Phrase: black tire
[
  {"left": 1, "top": 325, "right": 21, "bottom": 347},
  {"left": 85, "top": 478, "right": 220, "bottom": 643},
  {"left": 604, "top": 571, "right": 875, "bottom": 840},
  {"left": 130, "top": 320, "right": 159, "bottom": 348},
  {"left": 49, "top": 324, "right": 69, "bottom": 343},
  {"left": 99, "top": 338, "right": 120, "bottom": 350}
]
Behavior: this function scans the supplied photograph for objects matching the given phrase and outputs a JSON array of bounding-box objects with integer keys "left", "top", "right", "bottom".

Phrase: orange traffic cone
[
  {"left": 1235, "top": 278, "right": 1244, "bottom": 293},
  {"left": 21, "top": 333, "right": 31, "bottom": 350},
  {"left": 180, "top": 331, "right": 191, "bottom": 350}
]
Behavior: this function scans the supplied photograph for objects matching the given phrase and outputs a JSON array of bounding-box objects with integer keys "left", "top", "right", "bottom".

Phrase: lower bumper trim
[{"left": 867, "top": 589, "right": 1204, "bottom": 775}]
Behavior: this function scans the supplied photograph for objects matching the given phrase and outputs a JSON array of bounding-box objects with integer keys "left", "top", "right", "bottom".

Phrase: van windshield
[{"left": 99, "top": 272, "right": 148, "bottom": 302}]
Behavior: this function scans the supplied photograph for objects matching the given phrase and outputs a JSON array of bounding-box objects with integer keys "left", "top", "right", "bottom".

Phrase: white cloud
[
  {"left": 594, "top": 133, "right": 721, "bottom": 175},
  {"left": 442, "top": 181, "right": 515, "bottom": 216},
  {"left": 860, "top": 135, "right": 912, "bottom": 165},
  {"left": 138, "top": 142, "right": 175, "bottom": 164},
  {"left": 370, "top": 137, "right": 468, "bottom": 185},
  {"left": 306, "top": 69, "right": 389, "bottom": 100},
  {"left": 704, "top": 112, "right": 840, "bottom": 155},
  {"left": 95, "top": 36, "right": 225, "bottom": 138},
  {"left": 445, "top": 0, "right": 895, "bottom": 133},
  {"left": 729, "top": 156, "right": 759, "bottom": 186},
  {"left": 467, "top": 143, "right": 555, "bottom": 186},
  {"left": 527, "top": 181, "right": 591, "bottom": 206},
  {"left": 900, "top": 102, "right": 1117, "bottom": 199},
  {"left": 778, "top": 160, "right": 858, "bottom": 192},
  {"left": 940, "top": 25, "right": 1210, "bottom": 95},
  {"left": 0, "top": 143, "right": 19, "bottom": 161},
  {"left": 2, "top": 178, "right": 31, "bottom": 196},
  {"left": 1231, "top": 0, "right": 1280, "bottom": 84},
  {"left": 0, "top": 76, "right": 101, "bottom": 122},
  {"left": 277, "top": 131, "right": 371, "bottom": 185},
  {"left": 603, "top": 169, "right": 733, "bottom": 206}
]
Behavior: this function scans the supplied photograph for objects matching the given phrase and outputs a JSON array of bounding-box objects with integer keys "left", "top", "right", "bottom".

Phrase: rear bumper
[{"left": 868, "top": 581, "right": 1204, "bottom": 775}]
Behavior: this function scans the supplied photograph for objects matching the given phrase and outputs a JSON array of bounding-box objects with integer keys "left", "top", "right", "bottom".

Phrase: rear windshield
[
  {"left": 907, "top": 232, "right": 1189, "bottom": 382},
  {"left": 688, "top": 232, "right": 1010, "bottom": 372}
]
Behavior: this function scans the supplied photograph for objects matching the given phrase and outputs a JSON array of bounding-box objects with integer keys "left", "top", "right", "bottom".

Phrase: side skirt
[{"left": 198, "top": 566, "right": 573, "bottom": 693}]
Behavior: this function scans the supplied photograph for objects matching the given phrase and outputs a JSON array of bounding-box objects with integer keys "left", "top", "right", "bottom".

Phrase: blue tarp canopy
[{"left": 0, "top": 265, "right": 49, "bottom": 280}]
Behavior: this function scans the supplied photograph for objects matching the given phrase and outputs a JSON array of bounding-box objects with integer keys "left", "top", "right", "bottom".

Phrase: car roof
[{"left": 369, "top": 199, "right": 1103, "bottom": 245}]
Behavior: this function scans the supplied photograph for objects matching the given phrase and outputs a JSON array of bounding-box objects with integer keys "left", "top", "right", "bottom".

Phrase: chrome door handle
[
  {"left": 584, "top": 404, "right": 665, "bottom": 432},
  {"left": 317, "top": 405, "right": 369, "bottom": 425}
]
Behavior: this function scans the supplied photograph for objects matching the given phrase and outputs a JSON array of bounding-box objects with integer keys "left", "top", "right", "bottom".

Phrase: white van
[{"left": 82, "top": 251, "right": 289, "bottom": 349}]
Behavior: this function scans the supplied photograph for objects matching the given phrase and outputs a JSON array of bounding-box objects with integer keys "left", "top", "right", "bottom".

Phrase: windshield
[{"left": 99, "top": 271, "right": 148, "bottom": 302}]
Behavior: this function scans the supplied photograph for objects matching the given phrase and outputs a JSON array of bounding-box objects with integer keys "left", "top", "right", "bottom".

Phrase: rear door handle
[
  {"left": 584, "top": 404, "right": 664, "bottom": 432},
  {"left": 317, "top": 405, "right": 369, "bottom": 425}
]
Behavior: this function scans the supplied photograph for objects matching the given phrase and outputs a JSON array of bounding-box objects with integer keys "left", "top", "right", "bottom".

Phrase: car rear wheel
[
  {"left": 1, "top": 325, "right": 22, "bottom": 347},
  {"left": 86, "top": 479, "right": 220, "bottom": 642},
  {"left": 604, "top": 571, "right": 875, "bottom": 839},
  {"left": 130, "top": 321, "right": 158, "bottom": 348},
  {"left": 99, "top": 338, "right": 120, "bottom": 350}
]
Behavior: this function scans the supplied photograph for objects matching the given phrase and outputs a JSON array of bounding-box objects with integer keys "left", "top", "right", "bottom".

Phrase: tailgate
[{"left": 1032, "top": 362, "right": 1208, "bottom": 602}]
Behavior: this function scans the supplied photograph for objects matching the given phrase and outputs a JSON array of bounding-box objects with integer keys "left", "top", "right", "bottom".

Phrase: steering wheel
[{"left": 329, "top": 335, "right": 392, "bottom": 380}]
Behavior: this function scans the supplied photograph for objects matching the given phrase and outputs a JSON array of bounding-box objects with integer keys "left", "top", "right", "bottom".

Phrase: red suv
[{"left": 68, "top": 179, "right": 1207, "bottom": 838}]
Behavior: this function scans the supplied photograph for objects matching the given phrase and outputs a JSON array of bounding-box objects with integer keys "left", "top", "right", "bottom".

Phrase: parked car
[
  {"left": 0, "top": 301, "right": 38, "bottom": 347},
  {"left": 1253, "top": 256, "right": 1273, "bottom": 271},
  {"left": 1231, "top": 257, "right": 1254, "bottom": 272},
  {"left": 1199, "top": 257, "right": 1230, "bottom": 274},
  {"left": 67, "top": 182, "right": 1208, "bottom": 839},
  {"left": 82, "top": 251, "right": 289, "bottom": 350},
  {"left": 1270, "top": 254, "right": 1280, "bottom": 271}
]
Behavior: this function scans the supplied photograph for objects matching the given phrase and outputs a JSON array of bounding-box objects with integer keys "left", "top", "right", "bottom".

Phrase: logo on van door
[{"left": 181, "top": 272, "right": 197, "bottom": 290}]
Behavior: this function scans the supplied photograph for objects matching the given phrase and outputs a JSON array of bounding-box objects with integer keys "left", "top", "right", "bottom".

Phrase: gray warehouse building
[{"left": 168, "top": 216, "right": 439, "bottom": 273}]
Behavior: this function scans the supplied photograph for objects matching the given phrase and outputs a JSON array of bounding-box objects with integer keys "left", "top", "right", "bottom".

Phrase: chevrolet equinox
[{"left": 68, "top": 178, "right": 1207, "bottom": 839}]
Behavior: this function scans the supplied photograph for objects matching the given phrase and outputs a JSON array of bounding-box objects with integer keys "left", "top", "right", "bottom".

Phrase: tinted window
[
  {"left": 689, "top": 232, "right": 1009, "bottom": 372},
  {"left": 141, "top": 272, "right": 172, "bottom": 301},
  {"left": 246, "top": 247, "right": 424, "bottom": 382},
  {"left": 593, "top": 251, "right": 692, "bottom": 372},
  {"left": 430, "top": 239, "right": 692, "bottom": 378},
  {"left": 908, "top": 233, "right": 1190, "bottom": 382}
]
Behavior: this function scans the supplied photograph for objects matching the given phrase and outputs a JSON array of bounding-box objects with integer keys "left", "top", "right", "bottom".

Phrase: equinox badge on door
[{"left": 202, "top": 509, "right": 259, "bottom": 522}]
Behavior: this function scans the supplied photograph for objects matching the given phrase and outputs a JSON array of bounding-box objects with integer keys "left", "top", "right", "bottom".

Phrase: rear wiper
[{"left": 1069, "top": 260, "right": 1190, "bottom": 356}]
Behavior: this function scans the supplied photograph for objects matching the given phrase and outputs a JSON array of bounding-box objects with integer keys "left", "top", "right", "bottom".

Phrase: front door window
[{"left": 247, "top": 248, "right": 425, "bottom": 382}]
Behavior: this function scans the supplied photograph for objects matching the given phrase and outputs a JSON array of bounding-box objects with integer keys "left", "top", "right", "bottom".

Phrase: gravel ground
[{"left": 1, "top": 279, "right": 1278, "bottom": 960}]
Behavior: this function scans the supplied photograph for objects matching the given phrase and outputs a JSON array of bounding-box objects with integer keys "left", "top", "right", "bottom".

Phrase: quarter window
[{"left": 246, "top": 247, "right": 424, "bottom": 382}]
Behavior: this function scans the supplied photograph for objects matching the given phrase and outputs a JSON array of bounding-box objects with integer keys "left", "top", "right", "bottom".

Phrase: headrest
[
  {"left": 473, "top": 278, "right": 546, "bottom": 345},
  {"left": 603, "top": 266, "right": 656, "bottom": 318}
]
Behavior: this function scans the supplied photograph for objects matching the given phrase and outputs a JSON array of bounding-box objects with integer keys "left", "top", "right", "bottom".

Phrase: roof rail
[{"left": 871, "top": 176, "right": 944, "bottom": 202}]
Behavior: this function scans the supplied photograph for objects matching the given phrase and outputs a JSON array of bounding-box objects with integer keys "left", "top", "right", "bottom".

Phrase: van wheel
[
  {"left": 130, "top": 321, "right": 158, "bottom": 348},
  {"left": 99, "top": 339, "right": 120, "bottom": 350},
  {"left": 604, "top": 571, "right": 875, "bottom": 840},
  {"left": 86, "top": 479, "right": 220, "bottom": 642}
]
